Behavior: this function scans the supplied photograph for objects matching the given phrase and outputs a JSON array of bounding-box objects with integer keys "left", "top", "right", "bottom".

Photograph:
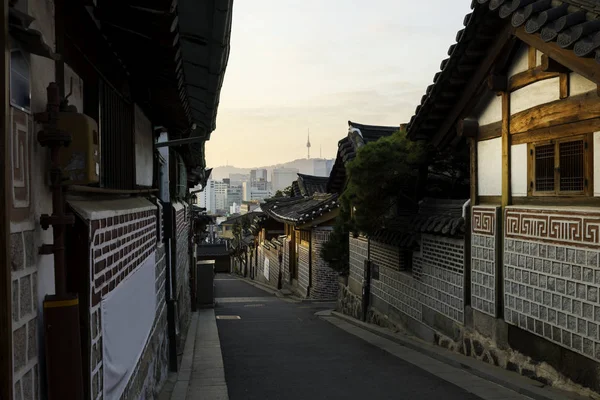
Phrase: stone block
[
  {"left": 13, "top": 325, "right": 26, "bottom": 372},
  {"left": 14, "top": 380, "right": 22, "bottom": 400},
  {"left": 11, "top": 232, "right": 24, "bottom": 271},
  {"left": 24, "top": 231, "right": 36, "bottom": 267},
  {"left": 22, "top": 368, "right": 33, "bottom": 399},
  {"left": 28, "top": 319, "right": 36, "bottom": 361},
  {"left": 12, "top": 279, "right": 18, "bottom": 323},
  {"left": 19, "top": 275, "right": 32, "bottom": 318}
]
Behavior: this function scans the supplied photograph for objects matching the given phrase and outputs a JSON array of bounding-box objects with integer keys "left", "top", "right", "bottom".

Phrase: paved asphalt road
[{"left": 214, "top": 274, "right": 483, "bottom": 400}]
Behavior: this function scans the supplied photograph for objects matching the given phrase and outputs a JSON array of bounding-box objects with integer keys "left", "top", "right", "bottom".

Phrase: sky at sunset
[{"left": 205, "top": 0, "right": 473, "bottom": 168}]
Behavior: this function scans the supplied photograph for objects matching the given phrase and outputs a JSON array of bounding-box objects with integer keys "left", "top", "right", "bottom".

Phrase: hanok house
[
  {"left": 0, "top": 1, "right": 232, "bottom": 399},
  {"left": 261, "top": 175, "right": 340, "bottom": 300},
  {"left": 406, "top": 0, "right": 600, "bottom": 392}
]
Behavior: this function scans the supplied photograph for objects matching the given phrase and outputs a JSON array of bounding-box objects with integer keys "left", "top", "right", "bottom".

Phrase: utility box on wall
[{"left": 57, "top": 112, "right": 100, "bottom": 185}]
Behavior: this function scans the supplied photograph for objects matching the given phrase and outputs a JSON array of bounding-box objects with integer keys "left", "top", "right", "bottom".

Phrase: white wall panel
[
  {"left": 511, "top": 143, "right": 528, "bottom": 197},
  {"left": 478, "top": 137, "right": 502, "bottom": 196},
  {"left": 511, "top": 77, "right": 560, "bottom": 115}
]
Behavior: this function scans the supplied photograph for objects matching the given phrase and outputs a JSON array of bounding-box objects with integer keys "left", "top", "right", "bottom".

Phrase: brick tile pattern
[
  {"left": 174, "top": 204, "right": 191, "bottom": 337},
  {"left": 10, "top": 230, "right": 39, "bottom": 400},
  {"left": 311, "top": 229, "right": 338, "bottom": 300},
  {"left": 89, "top": 208, "right": 158, "bottom": 400},
  {"left": 349, "top": 236, "right": 368, "bottom": 286},
  {"left": 472, "top": 206, "right": 500, "bottom": 317},
  {"left": 298, "top": 244, "right": 310, "bottom": 298},
  {"left": 371, "top": 241, "right": 404, "bottom": 271},
  {"left": 261, "top": 244, "right": 281, "bottom": 288},
  {"left": 282, "top": 237, "right": 290, "bottom": 284},
  {"left": 371, "top": 235, "right": 465, "bottom": 324},
  {"left": 257, "top": 246, "right": 265, "bottom": 279},
  {"left": 504, "top": 208, "right": 600, "bottom": 361}
]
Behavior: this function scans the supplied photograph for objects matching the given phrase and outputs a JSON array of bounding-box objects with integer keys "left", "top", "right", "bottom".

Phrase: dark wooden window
[
  {"left": 530, "top": 135, "right": 591, "bottom": 196},
  {"left": 99, "top": 80, "right": 135, "bottom": 189},
  {"left": 300, "top": 230, "right": 310, "bottom": 243}
]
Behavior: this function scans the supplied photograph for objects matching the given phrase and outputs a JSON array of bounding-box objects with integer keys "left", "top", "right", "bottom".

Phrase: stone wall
[
  {"left": 471, "top": 206, "right": 500, "bottom": 317},
  {"left": 310, "top": 229, "right": 338, "bottom": 300},
  {"left": 337, "top": 283, "right": 362, "bottom": 320},
  {"left": 298, "top": 244, "right": 310, "bottom": 298},
  {"left": 11, "top": 231, "right": 39, "bottom": 400},
  {"left": 174, "top": 203, "right": 190, "bottom": 350},
  {"left": 349, "top": 236, "right": 368, "bottom": 295},
  {"left": 504, "top": 207, "right": 600, "bottom": 363}
]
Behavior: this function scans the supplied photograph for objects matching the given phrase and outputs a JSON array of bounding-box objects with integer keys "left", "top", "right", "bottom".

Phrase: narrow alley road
[{"left": 212, "top": 275, "right": 527, "bottom": 400}]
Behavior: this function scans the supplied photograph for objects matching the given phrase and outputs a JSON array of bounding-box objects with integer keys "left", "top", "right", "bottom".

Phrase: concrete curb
[
  {"left": 326, "top": 310, "right": 590, "bottom": 400},
  {"left": 170, "top": 312, "right": 199, "bottom": 400}
]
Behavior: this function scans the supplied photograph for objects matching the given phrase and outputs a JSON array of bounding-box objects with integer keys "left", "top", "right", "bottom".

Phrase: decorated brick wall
[
  {"left": 174, "top": 203, "right": 190, "bottom": 345},
  {"left": 282, "top": 237, "right": 290, "bottom": 284},
  {"left": 349, "top": 235, "right": 368, "bottom": 289},
  {"left": 89, "top": 207, "right": 157, "bottom": 400},
  {"left": 10, "top": 231, "right": 39, "bottom": 400},
  {"left": 370, "top": 241, "right": 403, "bottom": 272},
  {"left": 310, "top": 229, "right": 338, "bottom": 300},
  {"left": 262, "top": 245, "right": 280, "bottom": 288},
  {"left": 472, "top": 206, "right": 500, "bottom": 317},
  {"left": 298, "top": 244, "right": 310, "bottom": 298},
  {"left": 257, "top": 246, "right": 265, "bottom": 280},
  {"left": 371, "top": 234, "right": 466, "bottom": 327},
  {"left": 504, "top": 207, "right": 600, "bottom": 361}
]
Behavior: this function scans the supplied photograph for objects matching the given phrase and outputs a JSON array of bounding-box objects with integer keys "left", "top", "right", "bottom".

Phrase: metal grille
[
  {"left": 535, "top": 144, "right": 555, "bottom": 192},
  {"left": 559, "top": 140, "right": 584, "bottom": 192},
  {"left": 99, "top": 80, "right": 135, "bottom": 189}
]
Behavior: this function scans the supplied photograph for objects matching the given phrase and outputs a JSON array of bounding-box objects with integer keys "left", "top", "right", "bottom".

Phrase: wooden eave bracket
[{"left": 456, "top": 119, "right": 479, "bottom": 138}]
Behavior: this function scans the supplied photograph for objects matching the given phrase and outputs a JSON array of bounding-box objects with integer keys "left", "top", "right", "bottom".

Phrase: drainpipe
[
  {"left": 162, "top": 202, "right": 178, "bottom": 371},
  {"left": 35, "top": 83, "right": 84, "bottom": 399}
]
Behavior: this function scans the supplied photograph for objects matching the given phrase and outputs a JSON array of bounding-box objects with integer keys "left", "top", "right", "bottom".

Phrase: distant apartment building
[
  {"left": 199, "top": 179, "right": 217, "bottom": 214},
  {"left": 227, "top": 185, "right": 243, "bottom": 210},
  {"left": 272, "top": 168, "right": 299, "bottom": 191},
  {"left": 229, "top": 173, "right": 249, "bottom": 186},
  {"left": 250, "top": 188, "right": 271, "bottom": 202},
  {"left": 240, "top": 200, "right": 261, "bottom": 214},
  {"left": 250, "top": 168, "right": 267, "bottom": 183},
  {"left": 230, "top": 202, "right": 241, "bottom": 215},
  {"left": 313, "top": 158, "right": 334, "bottom": 177},
  {"left": 215, "top": 181, "right": 229, "bottom": 212}
]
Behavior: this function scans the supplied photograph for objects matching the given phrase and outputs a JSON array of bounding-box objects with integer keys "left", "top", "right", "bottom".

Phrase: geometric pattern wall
[
  {"left": 349, "top": 236, "right": 368, "bottom": 287},
  {"left": 504, "top": 207, "right": 600, "bottom": 361},
  {"left": 472, "top": 206, "right": 500, "bottom": 317}
]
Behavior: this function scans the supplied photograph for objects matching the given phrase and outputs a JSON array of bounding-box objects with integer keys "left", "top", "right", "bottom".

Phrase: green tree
[
  {"left": 341, "top": 129, "right": 428, "bottom": 235},
  {"left": 320, "top": 206, "right": 353, "bottom": 275},
  {"left": 274, "top": 190, "right": 284, "bottom": 198}
]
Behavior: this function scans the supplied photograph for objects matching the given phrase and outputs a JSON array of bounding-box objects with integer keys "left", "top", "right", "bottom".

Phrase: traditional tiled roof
[
  {"left": 262, "top": 194, "right": 340, "bottom": 225},
  {"left": 220, "top": 211, "right": 262, "bottom": 226},
  {"left": 327, "top": 121, "right": 399, "bottom": 194},
  {"left": 407, "top": 0, "right": 600, "bottom": 145},
  {"left": 369, "top": 198, "right": 469, "bottom": 247},
  {"left": 296, "top": 173, "right": 329, "bottom": 196},
  {"left": 197, "top": 244, "right": 230, "bottom": 257}
]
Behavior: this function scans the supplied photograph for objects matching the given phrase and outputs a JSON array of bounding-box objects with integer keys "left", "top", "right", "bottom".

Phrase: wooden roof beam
[
  {"left": 516, "top": 26, "right": 600, "bottom": 84},
  {"left": 430, "top": 23, "right": 515, "bottom": 146}
]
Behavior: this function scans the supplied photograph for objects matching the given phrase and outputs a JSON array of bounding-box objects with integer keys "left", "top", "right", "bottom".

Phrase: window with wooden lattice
[{"left": 528, "top": 135, "right": 592, "bottom": 196}]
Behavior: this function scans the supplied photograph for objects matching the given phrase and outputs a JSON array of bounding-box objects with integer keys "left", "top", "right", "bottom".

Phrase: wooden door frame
[{"left": 0, "top": 0, "right": 13, "bottom": 398}]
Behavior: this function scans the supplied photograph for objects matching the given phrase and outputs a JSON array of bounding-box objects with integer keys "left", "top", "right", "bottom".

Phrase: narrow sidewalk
[{"left": 165, "top": 310, "right": 229, "bottom": 400}]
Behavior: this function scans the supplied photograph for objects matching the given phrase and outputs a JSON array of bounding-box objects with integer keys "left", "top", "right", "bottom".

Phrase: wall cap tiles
[
  {"left": 69, "top": 197, "right": 156, "bottom": 221},
  {"left": 506, "top": 207, "right": 600, "bottom": 249}
]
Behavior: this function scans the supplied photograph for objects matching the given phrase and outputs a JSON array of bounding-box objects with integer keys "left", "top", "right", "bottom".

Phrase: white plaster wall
[
  {"left": 134, "top": 105, "right": 153, "bottom": 187},
  {"left": 64, "top": 63, "right": 84, "bottom": 113},
  {"left": 508, "top": 44, "right": 529, "bottom": 78},
  {"left": 536, "top": 50, "right": 543, "bottom": 67},
  {"left": 477, "top": 137, "right": 502, "bottom": 196},
  {"left": 157, "top": 132, "right": 170, "bottom": 203},
  {"left": 511, "top": 77, "right": 560, "bottom": 115},
  {"left": 570, "top": 72, "right": 596, "bottom": 97},
  {"left": 474, "top": 91, "right": 502, "bottom": 126},
  {"left": 594, "top": 132, "right": 600, "bottom": 197},
  {"left": 511, "top": 143, "right": 528, "bottom": 197}
]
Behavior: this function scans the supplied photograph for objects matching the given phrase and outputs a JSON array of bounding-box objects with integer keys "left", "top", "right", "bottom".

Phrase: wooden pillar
[
  {"left": 501, "top": 92, "right": 511, "bottom": 208},
  {"left": 0, "top": 0, "right": 12, "bottom": 399}
]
